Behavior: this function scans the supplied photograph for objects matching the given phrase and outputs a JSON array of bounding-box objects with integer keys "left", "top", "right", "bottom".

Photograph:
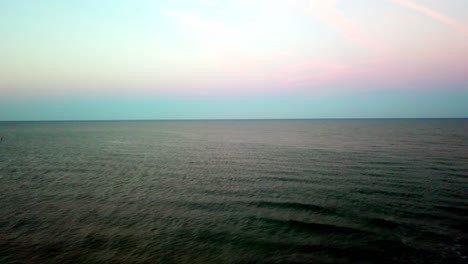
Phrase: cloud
[
  {"left": 281, "top": 0, "right": 387, "bottom": 89},
  {"left": 390, "top": 0, "right": 468, "bottom": 36},
  {"left": 277, "top": 59, "right": 352, "bottom": 87},
  {"left": 307, "top": 0, "right": 387, "bottom": 53}
]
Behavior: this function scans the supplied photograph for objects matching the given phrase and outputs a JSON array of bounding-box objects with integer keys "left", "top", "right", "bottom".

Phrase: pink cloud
[
  {"left": 390, "top": 0, "right": 468, "bottom": 36},
  {"left": 270, "top": 1, "right": 386, "bottom": 90},
  {"left": 271, "top": 50, "right": 468, "bottom": 92},
  {"left": 307, "top": 0, "right": 387, "bottom": 53},
  {"left": 276, "top": 60, "right": 352, "bottom": 86}
]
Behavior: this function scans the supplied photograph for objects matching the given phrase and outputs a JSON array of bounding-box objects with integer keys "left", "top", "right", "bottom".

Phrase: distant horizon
[{"left": 1, "top": 117, "right": 467, "bottom": 122}]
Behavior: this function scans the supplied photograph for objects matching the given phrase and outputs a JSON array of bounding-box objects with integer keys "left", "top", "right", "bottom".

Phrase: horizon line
[{"left": 0, "top": 117, "right": 467, "bottom": 122}]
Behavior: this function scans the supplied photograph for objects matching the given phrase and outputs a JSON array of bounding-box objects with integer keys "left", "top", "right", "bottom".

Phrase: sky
[{"left": 1, "top": 0, "right": 467, "bottom": 120}]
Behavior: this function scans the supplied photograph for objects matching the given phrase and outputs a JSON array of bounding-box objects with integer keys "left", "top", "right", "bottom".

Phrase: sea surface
[{"left": 0, "top": 119, "right": 467, "bottom": 263}]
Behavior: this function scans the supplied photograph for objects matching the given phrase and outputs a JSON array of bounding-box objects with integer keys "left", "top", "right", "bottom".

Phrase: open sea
[{"left": 0, "top": 119, "right": 466, "bottom": 263}]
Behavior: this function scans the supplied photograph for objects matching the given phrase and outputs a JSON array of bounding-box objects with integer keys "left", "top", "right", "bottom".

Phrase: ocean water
[{"left": 0, "top": 119, "right": 466, "bottom": 263}]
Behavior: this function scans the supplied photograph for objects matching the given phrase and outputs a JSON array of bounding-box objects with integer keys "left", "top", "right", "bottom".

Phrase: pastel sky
[{"left": 1, "top": 0, "right": 467, "bottom": 120}]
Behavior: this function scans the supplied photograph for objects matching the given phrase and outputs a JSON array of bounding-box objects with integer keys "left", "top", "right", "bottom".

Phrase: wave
[{"left": 248, "top": 201, "right": 336, "bottom": 215}]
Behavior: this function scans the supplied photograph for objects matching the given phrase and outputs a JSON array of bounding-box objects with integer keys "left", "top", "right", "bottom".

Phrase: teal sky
[{"left": 1, "top": 0, "right": 467, "bottom": 120}]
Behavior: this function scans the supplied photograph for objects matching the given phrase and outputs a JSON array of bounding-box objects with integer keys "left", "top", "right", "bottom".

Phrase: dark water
[{"left": 0, "top": 120, "right": 467, "bottom": 263}]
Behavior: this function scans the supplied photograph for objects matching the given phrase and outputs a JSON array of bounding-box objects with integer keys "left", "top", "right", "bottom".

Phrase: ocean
[{"left": 0, "top": 119, "right": 466, "bottom": 263}]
